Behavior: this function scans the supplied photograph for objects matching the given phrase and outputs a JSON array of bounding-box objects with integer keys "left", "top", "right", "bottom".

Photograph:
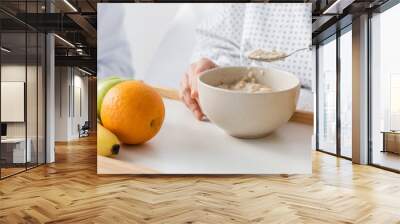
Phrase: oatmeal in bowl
[
  {"left": 198, "top": 66, "right": 300, "bottom": 138},
  {"left": 217, "top": 71, "right": 272, "bottom": 93}
]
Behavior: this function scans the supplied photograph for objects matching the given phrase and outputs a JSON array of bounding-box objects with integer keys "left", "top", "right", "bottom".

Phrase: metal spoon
[{"left": 247, "top": 45, "right": 312, "bottom": 62}]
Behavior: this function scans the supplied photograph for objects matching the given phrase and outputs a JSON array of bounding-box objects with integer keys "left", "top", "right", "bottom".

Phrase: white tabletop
[{"left": 114, "top": 99, "right": 312, "bottom": 174}]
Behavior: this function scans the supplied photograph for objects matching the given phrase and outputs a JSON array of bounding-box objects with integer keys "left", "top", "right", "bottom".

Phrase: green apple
[
  {"left": 97, "top": 76, "right": 124, "bottom": 121},
  {"left": 102, "top": 75, "right": 123, "bottom": 82}
]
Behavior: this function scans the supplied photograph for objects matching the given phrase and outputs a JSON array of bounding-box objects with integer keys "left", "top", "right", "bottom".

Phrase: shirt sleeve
[
  {"left": 97, "top": 5, "right": 135, "bottom": 79},
  {"left": 191, "top": 4, "right": 246, "bottom": 66}
]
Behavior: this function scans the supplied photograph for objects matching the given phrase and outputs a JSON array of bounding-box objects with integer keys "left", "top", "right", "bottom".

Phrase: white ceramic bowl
[{"left": 198, "top": 66, "right": 300, "bottom": 138}]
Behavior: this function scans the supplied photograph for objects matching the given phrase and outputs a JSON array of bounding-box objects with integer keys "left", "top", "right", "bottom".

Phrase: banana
[{"left": 97, "top": 123, "right": 120, "bottom": 157}]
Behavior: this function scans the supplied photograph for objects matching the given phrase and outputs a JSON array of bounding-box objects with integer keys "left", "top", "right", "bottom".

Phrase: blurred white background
[{"left": 123, "top": 4, "right": 180, "bottom": 80}]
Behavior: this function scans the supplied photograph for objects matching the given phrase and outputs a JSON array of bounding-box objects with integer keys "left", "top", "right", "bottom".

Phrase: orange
[{"left": 100, "top": 81, "right": 165, "bottom": 144}]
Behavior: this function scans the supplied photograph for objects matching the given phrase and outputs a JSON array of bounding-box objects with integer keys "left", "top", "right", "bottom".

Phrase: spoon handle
[{"left": 287, "top": 45, "right": 312, "bottom": 57}]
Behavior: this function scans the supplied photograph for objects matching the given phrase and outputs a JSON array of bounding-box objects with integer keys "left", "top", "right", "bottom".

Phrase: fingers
[
  {"left": 179, "top": 73, "right": 189, "bottom": 99},
  {"left": 183, "top": 91, "right": 204, "bottom": 120},
  {"left": 190, "top": 59, "right": 217, "bottom": 101},
  {"left": 180, "top": 73, "right": 204, "bottom": 120},
  {"left": 180, "top": 58, "right": 217, "bottom": 121},
  {"left": 188, "top": 67, "right": 199, "bottom": 102},
  {"left": 183, "top": 90, "right": 204, "bottom": 120}
]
